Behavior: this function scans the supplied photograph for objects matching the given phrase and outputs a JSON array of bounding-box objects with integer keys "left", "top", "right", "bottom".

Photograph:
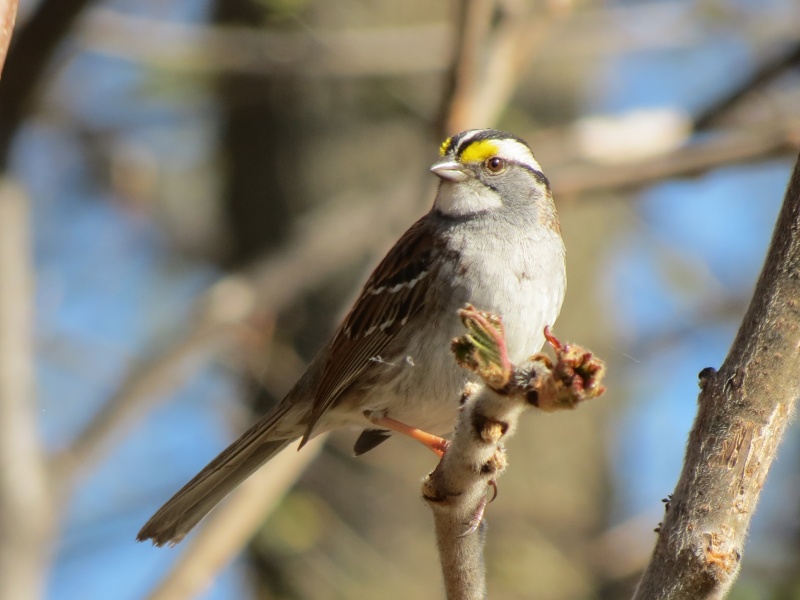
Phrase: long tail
[{"left": 137, "top": 404, "right": 297, "bottom": 546}]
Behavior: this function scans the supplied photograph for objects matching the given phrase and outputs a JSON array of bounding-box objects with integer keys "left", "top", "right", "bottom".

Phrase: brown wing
[{"left": 299, "top": 216, "right": 438, "bottom": 444}]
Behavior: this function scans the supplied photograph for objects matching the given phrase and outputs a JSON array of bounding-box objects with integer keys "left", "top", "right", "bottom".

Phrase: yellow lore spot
[
  {"left": 460, "top": 140, "right": 499, "bottom": 164},
  {"left": 439, "top": 137, "right": 452, "bottom": 157}
]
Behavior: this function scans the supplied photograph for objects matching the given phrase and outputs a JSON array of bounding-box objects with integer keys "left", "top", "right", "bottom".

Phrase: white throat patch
[{"left": 434, "top": 180, "right": 503, "bottom": 217}]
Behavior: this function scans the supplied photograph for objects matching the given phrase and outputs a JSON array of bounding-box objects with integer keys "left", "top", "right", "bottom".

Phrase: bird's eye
[{"left": 485, "top": 156, "right": 505, "bottom": 173}]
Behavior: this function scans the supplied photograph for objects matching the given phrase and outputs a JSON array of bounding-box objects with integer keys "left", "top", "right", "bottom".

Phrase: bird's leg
[{"left": 365, "top": 412, "right": 450, "bottom": 457}]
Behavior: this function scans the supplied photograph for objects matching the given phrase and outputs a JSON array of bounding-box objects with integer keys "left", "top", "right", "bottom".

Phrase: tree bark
[{"left": 633, "top": 152, "right": 800, "bottom": 599}]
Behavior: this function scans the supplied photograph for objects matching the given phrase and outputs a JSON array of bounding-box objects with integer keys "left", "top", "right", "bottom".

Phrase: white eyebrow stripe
[
  {"left": 492, "top": 139, "right": 542, "bottom": 172},
  {"left": 452, "top": 129, "right": 484, "bottom": 154}
]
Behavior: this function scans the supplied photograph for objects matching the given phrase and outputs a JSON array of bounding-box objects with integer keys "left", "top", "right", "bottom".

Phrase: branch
[
  {"left": 438, "top": 0, "right": 493, "bottom": 136},
  {"left": 0, "top": 0, "right": 96, "bottom": 167},
  {"left": 550, "top": 119, "right": 800, "bottom": 198},
  {"left": 51, "top": 320, "right": 246, "bottom": 488},
  {"left": 0, "top": 12, "right": 56, "bottom": 600},
  {"left": 0, "top": 0, "right": 17, "bottom": 75},
  {"left": 441, "top": 0, "right": 570, "bottom": 136},
  {"left": 0, "top": 178, "right": 54, "bottom": 600},
  {"left": 423, "top": 306, "right": 605, "bottom": 599},
  {"left": 694, "top": 43, "right": 800, "bottom": 130},
  {"left": 633, "top": 153, "right": 800, "bottom": 598},
  {"left": 74, "top": 4, "right": 800, "bottom": 82}
]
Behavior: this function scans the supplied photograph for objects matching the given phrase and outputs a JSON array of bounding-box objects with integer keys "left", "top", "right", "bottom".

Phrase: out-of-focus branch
[
  {"left": 423, "top": 307, "right": 605, "bottom": 599},
  {"left": 0, "top": 0, "right": 17, "bottom": 75},
  {"left": 0, "top": 0, "right": 96, "bottom": 167},
  {"left": 632, "top": 153, "right": 800, "bottom": 598},
  {"left": 0, "top": 11, "right": 55, "bottom": 600},
  {"left": 0, "top": 179, "right": 53, "bottom": 600},
  {"left": 77, "top": 5, "right": 800, "bottom": 80},
  {"left": 439, "top": 0, "right": 493, "bottom": 135},
  {"left": 694, "top": 43, "right": 800, "bottom": 130},
  {"left": 550, "top": 119, "right": 800, "bottom": 198},
  {"left": 441, "top": 0, "right": 571, "bottom": 136},
  {"left": 51, "top": 321, "right": 246, "bottom": 488},
  {"left": 145, "top": 436, "right": 325, "bottom": 600},
  {"left": 81, "top": 8, "right": 452, "bottom": 78}
]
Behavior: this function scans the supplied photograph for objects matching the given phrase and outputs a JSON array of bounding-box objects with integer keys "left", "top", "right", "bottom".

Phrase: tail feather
[{"left": 137, "top": 405, "right": 298, "bottom": 546}]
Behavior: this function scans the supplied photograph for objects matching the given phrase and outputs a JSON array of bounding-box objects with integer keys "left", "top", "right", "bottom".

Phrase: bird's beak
[{"left": 430, "top": 160, "right": 469, "bottom": 182}]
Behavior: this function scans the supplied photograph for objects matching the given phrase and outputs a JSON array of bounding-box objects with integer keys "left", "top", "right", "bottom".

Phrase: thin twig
[
  {"left": 0, "top": 178, "right": 54, "bottom": 600},
  {"left": 424, "top": 307, "right": 604, "bottom": 599},
  {"left": 0, "top": 11, "right": 55, "bottom": 600},
  {"left": 632, "top": 153, "right": 800, "bottom": 598}
]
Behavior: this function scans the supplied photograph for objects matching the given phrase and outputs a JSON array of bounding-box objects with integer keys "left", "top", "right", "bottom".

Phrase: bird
[{"left": 137, "top": 128, "right": 567, "bottom": 546}]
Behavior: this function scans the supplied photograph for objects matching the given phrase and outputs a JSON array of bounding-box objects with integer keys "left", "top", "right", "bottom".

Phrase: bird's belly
[
  {"left": 350, "top": 275, "right": 563, "bottom": 434},
  {"left": 464, "top": 271, "right": 561, "bottom": 362},
  {"left": 354, "top": 322, "right": 469, "bottom": 435}
]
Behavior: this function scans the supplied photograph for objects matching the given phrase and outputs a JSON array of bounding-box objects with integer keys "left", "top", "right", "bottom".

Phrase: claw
[
  {"left": 543, "top": 325, "right": 563, "bottom": 351},
  {"left": 488, "top": 479, "right": 498, "bottom": 503},
  {"left": 459, "top": 494, "right": 488, "bottom": 537}
]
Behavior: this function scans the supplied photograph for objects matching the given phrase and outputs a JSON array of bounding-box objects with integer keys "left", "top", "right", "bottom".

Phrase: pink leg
[{"left": 367, "top": 414, "right": 450, "bottom": 457}]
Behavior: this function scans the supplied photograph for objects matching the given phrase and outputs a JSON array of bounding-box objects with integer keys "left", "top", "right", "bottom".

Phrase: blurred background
[{"left": 1, "top": 0, "right": 799, "bottom": 599}]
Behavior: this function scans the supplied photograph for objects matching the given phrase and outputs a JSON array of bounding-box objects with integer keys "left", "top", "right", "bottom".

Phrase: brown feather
[{"left": 300, "top": 217, "right": 438, "bottom": 444}]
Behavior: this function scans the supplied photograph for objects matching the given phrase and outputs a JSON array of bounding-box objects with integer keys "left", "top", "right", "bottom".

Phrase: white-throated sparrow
[{"left": 138, "top": 129, "right": 566, "bottom": 546}]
